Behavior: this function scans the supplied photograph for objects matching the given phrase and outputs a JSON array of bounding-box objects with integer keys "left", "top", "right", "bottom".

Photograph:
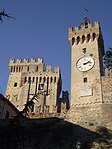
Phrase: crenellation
[
  {"left": 46, "top": 66, "right": 52, "bottom": 72},
  {"left": 69, "top": 21, "right": 100, "bottom": 37},
  {"left": 9, "top": 58, "right": 15, "bottom": 64},
  {"left": 54, "top": 66, "right": 60, "bottom": 74},
  {"left": 68, "top": 27, "right": 74, "bottom": 32},
  {"left": 24, "top": 58, "right": 29, "bottom": 63},
  {"left": 31, "top": 58, "right": 36, "bottom": 63},
  {"left": 94, "top": 21, "right": 100, "bottom": 27},
  {"left": 38, "top": 58, "right": 43, "bottom": 63},
  {"left": 16, "top": 58, "right": 22, "bottom": 63}
]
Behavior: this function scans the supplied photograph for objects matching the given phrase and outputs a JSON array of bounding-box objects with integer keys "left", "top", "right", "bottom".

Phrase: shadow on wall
[{"left": 0, "top": 117, "right": 112, "bottom": 149}]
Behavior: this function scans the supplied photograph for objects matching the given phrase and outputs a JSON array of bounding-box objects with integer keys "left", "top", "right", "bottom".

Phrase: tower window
[
  {"left": 37, "top": 66, "right": 38, "bottom": 71},
  {"left": 87, "top": 34, "right": 91, "bottom": 42},
  {"left": 83, "top": 77, "right": 87, "bottom": 83},
  {"left": 36, "top": 77, "right": 38, "bottom": 83},
  {"left": 82, "top": 35, "right": 85, "bottom": 43},
  {"left": 50, "top": 77, "right": 53, "bottom": 83},
  {"left": 32, "top": 77, "right": 35, "bottom": 83},
  {"left": 16, "top": 67, "right": 18, "bottom": 72},
  {"left": 93, "top": 33, "right": 96, "bottom": 41},
  {"left": 72, "top": 37, "right": 75, "bottom": 45},
  {"left": 39, "top": 77, "right": 42, "bottom": 83},
  {"left": 28, "top": 77, "right": 31, "bottom": 83},
  {"left": 14, "top": 82, "right": 18, "bottom": 87},
  {"left": 19, "top": 67, "right": 21, "bottom": 72},
  {"left": 13, "top": 67, "right": 15, "bottom": 72},
  {"left": 27, "top": 66, "right": 29, "bottom": 72},
  {"left": 54, "top": 77, "right": 56, "bottom": 83},
  {"left": 11, "top": 67, "right": 13, "bottom": 72},
  {"left": 24, "top": 77, "right": 27, "bottom": 83},
  {"left": 82, "top": 48, "right": 86, "bottom": 53},
  {"left": 43, "top": 77, "right": 46, "bottom": 82},
  {"left": 47, "top": 77, "right": 49, "bottom": 83},
  {"left": 77, "top": 36, "right": 80, "bottom": 44}
]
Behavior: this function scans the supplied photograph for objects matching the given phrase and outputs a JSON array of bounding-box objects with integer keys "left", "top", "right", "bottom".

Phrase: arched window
[
  {"left": 43, "top": 77, "right": 46, "bottom": 82},
  {"left": 32, "top": 77, "right": 35, "bottom": 83},
  {"left": 19, "top": 67, "right": 21, "bottom": 72},
  {"left": 72, "top": 37, "right": 75, "bottom": 45},
  {"left": 50, "top": 77, "right": 53, "bottom": 83},
  {"left": 82, "top": 35, "right": 85, "bottom": 43},
  {"left": 39, "top": 77, "right": 42, "bottom": 83},
  {"left": 54, "top": 77, "right": 56, "bottom": 83},
  {"left": 37, "top": 66, "right": 38, "bottom": 71},
  {"left": 47, "top": 77, "right": 49, "bottom": 83},
  {"left": 87, "top": 34, "right": 91, "bottom": 42},
  {"left": 27, "top": 66, "right": 29, "bottom": 72},
  {"left": 28, "top": 77, "right": 31, "bottom": 83},
  {"left": 77, "top": 36, "right": 80, "bottom": 44},
  {"left": 11, "top": 67, "right": 13, "bottom": 72},
  {"left": 93, "top": 33, "right": 96, "bottom": 41},
  {"left": 24, "top": 77, "right": 27, "bottom": 83},
  {"left": 16, "top": 67, "right": 18, "bottom": 72},
  {"left": 13, "top": 67, "right": 15, "bottom": 72},
  {"left": 36, "top": 77, "right": 38, "bottom": 83}
]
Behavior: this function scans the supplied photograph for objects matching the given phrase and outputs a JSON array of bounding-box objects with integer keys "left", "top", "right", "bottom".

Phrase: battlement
[
  {"left": 9, "top": 57, "right": 60, "bottom": 74},
  {"left": 68, "top": 21, "right": 99, "bottom": 33},
  {"left": 9, "top": 58, "right": 44, "bottom": 66},
  {"left": 68, "top": 20, "right": 100, "bottom": 46}
]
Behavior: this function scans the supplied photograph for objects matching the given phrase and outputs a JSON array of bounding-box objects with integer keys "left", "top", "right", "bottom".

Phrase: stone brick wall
[
  {"left": 5, "top": 58, "right": 62, "bottom": 113},
  {"left": 67, "top": 103, "right": 112, "bottom": 131},
  {"left": 101, "top": 76, "right": 112, "bottom": 104}
]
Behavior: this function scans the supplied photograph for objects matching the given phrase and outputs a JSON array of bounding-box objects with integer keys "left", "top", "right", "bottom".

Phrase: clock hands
[{"left": 83, "top": 60, "right": 92, "bottom": 65}]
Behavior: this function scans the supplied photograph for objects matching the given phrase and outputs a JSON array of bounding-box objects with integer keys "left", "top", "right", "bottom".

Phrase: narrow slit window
[
  {"left": 24, "top": 77, "right": 27, "bottom": 83},
  {"left": 27, "top": 66, "right": 29, "bottom": 72},
  {"left": 32, "top": 77, "right": 35, "bottom": 83},
  {"left": 83, "top": 77, "right": 87, "bottom": 83}
]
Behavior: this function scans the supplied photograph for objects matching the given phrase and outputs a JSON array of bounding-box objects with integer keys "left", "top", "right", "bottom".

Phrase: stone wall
[
  {"left": 102, "top": 76, "right": 112, "bottom": 104},
  {"left": 67, "top": 103, "right": 112, "bottom": 131},
  {"left": 5, "top": 58, "right": 67, "bottom": 114}
]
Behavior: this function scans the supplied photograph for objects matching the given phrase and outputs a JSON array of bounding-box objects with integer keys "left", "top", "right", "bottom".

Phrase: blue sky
[{"left": 0, "top": 0, "right": 112, "bottom": 97}]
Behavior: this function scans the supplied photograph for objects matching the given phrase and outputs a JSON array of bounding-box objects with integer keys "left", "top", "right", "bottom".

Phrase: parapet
[
  {"left": 68, "top": 20, "right": 100, "bottom": 38},
  {"left": 9, "top": 58, "right": 44, "bottom": 66},
  {"left": 68, "top": 20, "right": 101, "bottom": 46}
]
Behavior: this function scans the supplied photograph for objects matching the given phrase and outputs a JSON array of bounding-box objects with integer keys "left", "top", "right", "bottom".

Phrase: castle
[
  {"left": 3, "top": 18, "right": 112, "bottom": 130},
  {"left": 5, "top": 58, "right": 69, "bottom": 117}
]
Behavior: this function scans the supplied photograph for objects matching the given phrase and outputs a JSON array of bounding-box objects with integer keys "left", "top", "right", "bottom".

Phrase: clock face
[{"left": 76, "top": 57, "right": 94, "bottom": 72}]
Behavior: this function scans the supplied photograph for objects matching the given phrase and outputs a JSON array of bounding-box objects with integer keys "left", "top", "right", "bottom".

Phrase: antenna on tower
[
  {"left": 82, "top": 7, "right": 90, "bottom": 26},
  {"left": 83, "top": 7, "right": 89, "bottom": 17}
]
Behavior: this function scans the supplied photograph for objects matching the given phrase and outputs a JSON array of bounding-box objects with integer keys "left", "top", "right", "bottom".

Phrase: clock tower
[{"left": 68, "top": 18, "right": 105, "bottom": 107}]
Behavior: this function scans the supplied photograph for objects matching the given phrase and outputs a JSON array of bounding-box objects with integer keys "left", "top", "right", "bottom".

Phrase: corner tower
[{"left": 68, "top": 18, "right": 105, "bottom": 107}]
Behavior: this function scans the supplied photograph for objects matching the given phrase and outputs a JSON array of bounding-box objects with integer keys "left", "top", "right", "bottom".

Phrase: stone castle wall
[
  {"left": 67, "top": 73, "right": 112, "bottom": 131},
  {"left": 67, "top": 103, "right": 112, "bottom": 131},
  {"left": 5, "top": 58, "right": 62, "bottom": 113}
]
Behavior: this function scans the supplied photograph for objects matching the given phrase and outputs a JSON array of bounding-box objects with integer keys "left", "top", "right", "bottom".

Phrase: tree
[
  {"left": 0, "top": 10, "right": 15, "bottom": 22},
  {"left": 103, "top": 48, "right": 112, "bottom": 69}
]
